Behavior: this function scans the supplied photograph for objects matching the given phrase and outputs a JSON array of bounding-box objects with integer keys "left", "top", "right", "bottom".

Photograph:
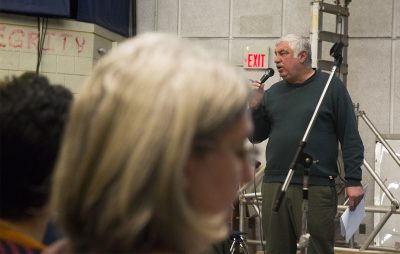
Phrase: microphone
[
  {"left": 259, "top": 68, "right": 275, "bottom": 84},
  {"left": 330, "top": 41, "right": 344, "bottom": 59},
  {"left": 330, "top": 41, "right": 344, "bottom": 67}
]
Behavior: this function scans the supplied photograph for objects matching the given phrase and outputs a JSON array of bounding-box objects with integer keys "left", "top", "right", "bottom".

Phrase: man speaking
[{"left": 250, "top": 34, "right": 364, "bottom": 254}]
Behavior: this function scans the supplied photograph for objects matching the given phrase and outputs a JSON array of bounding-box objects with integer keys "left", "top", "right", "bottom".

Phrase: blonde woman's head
[{"left": 52, "top": 33, "right": 252, "bottom": 253}]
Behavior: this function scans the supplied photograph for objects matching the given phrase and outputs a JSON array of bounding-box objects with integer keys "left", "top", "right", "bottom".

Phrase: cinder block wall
[
  {"left": 136, "top": 0, "right": 400, "bottom": 247},
  {"left": 0, "top": 13, "right": 125, "bottom": 94}
]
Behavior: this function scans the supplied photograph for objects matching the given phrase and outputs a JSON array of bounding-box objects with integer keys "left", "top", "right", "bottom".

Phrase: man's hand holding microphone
[{"left": 249, "top": 68, "right": 274, "bottom": 110}]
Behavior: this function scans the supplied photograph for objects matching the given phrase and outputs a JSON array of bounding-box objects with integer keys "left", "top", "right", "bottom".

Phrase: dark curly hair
[{"left": 0, "top": 72, "right": 73, "bottom": 219}]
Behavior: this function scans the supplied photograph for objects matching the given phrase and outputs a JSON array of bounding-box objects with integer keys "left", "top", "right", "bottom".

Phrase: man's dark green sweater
[{"left": 251, "top": 69, "right": 364, "bottom": 186}]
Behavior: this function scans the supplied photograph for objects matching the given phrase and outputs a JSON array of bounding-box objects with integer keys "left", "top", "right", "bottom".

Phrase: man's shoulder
[
  {"left": 316, "top": 69, "right": 343, "bottom": 83},
  {"left": 314, "top": 69, "right": 346, "bottom": 92}
]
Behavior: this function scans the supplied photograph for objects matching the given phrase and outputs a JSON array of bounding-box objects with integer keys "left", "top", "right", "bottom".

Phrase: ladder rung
[
  {"left": 318, "top": 60, "right": 348, "bottom": 74},
  {"left": 319, "top": 31, "right": 348, "bottom": 46},
  {"left": 320, "top": 3, "right": 349, "bottom": 16}
]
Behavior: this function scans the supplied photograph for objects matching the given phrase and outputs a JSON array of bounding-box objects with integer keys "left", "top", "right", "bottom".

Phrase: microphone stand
[{"left": 272, "top": 42, "right": 344, "bottom": 254}]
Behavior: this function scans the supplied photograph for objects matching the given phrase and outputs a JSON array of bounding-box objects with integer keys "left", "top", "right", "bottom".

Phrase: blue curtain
[
  {"left": 76, "top": 0, "right": 130, "bottom": 37},
  {"left": 0, "top": 0, "right": 71, "bottom": 17}
]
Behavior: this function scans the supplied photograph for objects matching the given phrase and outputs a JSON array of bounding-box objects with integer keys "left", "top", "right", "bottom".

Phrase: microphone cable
[{"left": 36, "top": 17, "right": 48, "bottom": 75}]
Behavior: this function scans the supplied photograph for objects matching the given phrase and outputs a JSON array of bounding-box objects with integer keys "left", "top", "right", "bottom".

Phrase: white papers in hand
[{"left": 340, "top": 194, "right": 366, "bottom": 242}]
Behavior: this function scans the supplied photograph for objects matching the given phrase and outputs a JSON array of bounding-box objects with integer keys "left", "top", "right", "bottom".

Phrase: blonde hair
[{"left": 52, "top": 33, "right": 249, "bottom": 253}]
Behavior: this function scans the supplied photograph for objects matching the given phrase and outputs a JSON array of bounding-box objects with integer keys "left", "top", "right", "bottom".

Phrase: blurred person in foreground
[
  {"left": 0, "top": 73, "right": 72, "bottom": 254},
  {"left": 50, "top": 33, "right": 254, "bottom": 254}
]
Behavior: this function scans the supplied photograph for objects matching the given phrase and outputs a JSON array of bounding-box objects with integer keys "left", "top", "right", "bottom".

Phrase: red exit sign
[
  {"left": 243, "top": 47, "right": 269, "bottom": 69},
  {"left": 246, "top": 53, "right": 266, "bottom": 68}
]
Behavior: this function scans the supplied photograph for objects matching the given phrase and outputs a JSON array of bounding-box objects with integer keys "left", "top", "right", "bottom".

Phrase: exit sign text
[{"left": 245, "top": 53, "right": 266, "bottom": 69}]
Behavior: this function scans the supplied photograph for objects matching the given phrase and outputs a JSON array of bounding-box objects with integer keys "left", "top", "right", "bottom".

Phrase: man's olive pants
[{"left": 262, "top": 182, "right": 337, "bottom": 254}]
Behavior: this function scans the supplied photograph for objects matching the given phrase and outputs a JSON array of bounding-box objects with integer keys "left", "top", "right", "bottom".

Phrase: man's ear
[{"left": 298, "top": 51, "right": 308, "bottom": 64}]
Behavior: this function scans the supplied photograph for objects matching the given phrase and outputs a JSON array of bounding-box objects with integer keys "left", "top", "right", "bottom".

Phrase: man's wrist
[{"left": 344, "top": 180, "right": 362, "bottom": 187}]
